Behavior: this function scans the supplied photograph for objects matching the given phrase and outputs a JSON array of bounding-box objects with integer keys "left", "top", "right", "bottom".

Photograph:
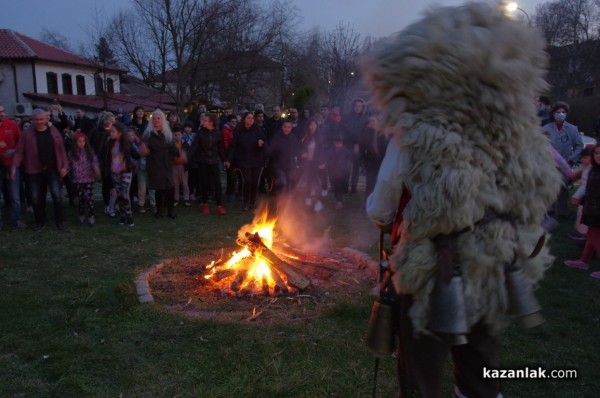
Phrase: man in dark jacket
[
  {"left": 339, "top": 98, "right": 368, "bottom": 193},
  {"left": 11, "top": 108, "right": 69, "bottom": 231},
  {"left": 267, "top": 120, "right": 299, "bottom": 193}
]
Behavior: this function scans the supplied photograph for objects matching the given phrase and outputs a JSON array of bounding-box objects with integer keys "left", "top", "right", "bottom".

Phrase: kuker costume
[{"left": 365, "top": 3, "right": 562, "bottom": 397}]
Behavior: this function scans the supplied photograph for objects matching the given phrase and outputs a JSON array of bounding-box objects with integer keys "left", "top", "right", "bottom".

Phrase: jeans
[
  {"left": 27, "top": 169, "right": 64, "bottom": 226},
  {"left": 0, "top": 166, "right": 22, "bottom": 225}
]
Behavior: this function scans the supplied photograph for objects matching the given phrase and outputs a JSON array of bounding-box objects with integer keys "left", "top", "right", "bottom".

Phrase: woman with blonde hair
[{"left": 141, "top": 109, "right": 179, "bottom": 219}]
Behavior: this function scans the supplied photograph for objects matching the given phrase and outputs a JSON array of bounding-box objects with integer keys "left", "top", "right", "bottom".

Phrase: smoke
[{"left": 266, "top": 192, "right": 332, "bottom": 254}]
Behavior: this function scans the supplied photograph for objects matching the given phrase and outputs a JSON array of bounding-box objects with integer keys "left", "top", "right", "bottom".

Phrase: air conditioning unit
[{"left": 15, "top": 102, "right": 32, "bottom": 116}]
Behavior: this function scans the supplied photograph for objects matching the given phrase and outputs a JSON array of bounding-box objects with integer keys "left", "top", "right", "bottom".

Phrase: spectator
[
  {"left": 141, "top": 109, "right": 179, "bottom": 219},
  {"left": 570, "top": 147, "right": 593, "bottom": 240},
  {"left": 565, "top": 144, "right": 600, "bottom": 279},
  {"left": 49, "top": 100, "right": 71, "bottom": 132},
  {"left": 190, "top": 113, "right": 226, "bottom": 215},
  {"left": 339, "top": 98, "right": 368, "bottom": 193},
  {"left": 542, "top": 101, "right": 583, "bottom": 217},
  {"left": 181, "top": 121, "right": 197, "bottom": 202},
  {"left": 90, "top": 112, "right": 118, "bottom": 217},
  {"left": 299, "top": 118, "right": 325, "bottom": 212},
  {"left": 68, "top": 131, "right": 100, "bottom": 226},
  {"left": 265, "top": 106, "right": 283, "bottom": 141},
  {"left": 109, "top": 122, "right": 139, "bottom": 226},
  {"left": 361, "top": 116, "right": 389, "bottom": 198},
  {"left": 11, "top": 108, "right": 69, "bottom": 231},
  {"left": 172, "top": 127, "right": 189, "bottom": 207},
  {"left": 131, "top": 106, "right": 148, "bottom": 137},
  {"left": 536, "top": 96, "right": 552, "bottom": 126},
  {"left": 0, "top": 104, "right": 26, "bottom": 229},
  {"left": 221, "top": 114, "right": 238, "bottom": 202},
  {"left": 324, "top": 135, "right": 352, "bottom": 209},
  {"left": 73, "top": 109, "right": 95, "bottom": 134},
  {"left": 267, "top": 119, "right": 299, "bottom": 194},
  {"left": 224, "top": 112, "right": 266, "bottom": 211}
]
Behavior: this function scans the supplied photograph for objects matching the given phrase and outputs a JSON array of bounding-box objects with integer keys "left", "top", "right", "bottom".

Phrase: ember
[{"left": 204, "top": 209, "right": 313, "bottom": 295}]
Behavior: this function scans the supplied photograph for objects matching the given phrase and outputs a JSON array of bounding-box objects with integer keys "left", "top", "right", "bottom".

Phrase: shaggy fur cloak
[{"left": 363, "top": 2, "right": 562, "bottom": 333}]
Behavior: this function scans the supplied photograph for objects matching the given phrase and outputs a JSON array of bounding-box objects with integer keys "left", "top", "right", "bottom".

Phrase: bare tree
[
  {"left": 319, "top": 23, "right": 362, "bottom": 110},
  {"left": 39, "top": 29, "right": 72, "bottom": 52},
  {"left": 534, "top": 0, "right": 600, "bottom": 98}
]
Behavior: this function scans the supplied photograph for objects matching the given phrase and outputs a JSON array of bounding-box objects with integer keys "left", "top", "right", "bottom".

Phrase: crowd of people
[{"left": 0, "top": 100, "right": 391, "bottom": 231}]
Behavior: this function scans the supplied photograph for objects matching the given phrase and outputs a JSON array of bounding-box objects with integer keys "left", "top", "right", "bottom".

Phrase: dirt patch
[{"left": 148, "top": 246, "right": 378, "bottom": 324}]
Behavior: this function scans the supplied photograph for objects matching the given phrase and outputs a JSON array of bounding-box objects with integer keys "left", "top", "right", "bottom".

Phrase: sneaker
[
  {"left": 564, "top": 259, "right": 589, "bottom": 270},
  {"left": 126, "top": 217, "right": 135, "bottom": 227},
  {"left": 32, "top": 223, "right": 44, "bottom": 232},
  {"left": 305, "top": 197, "right": 313, "bottom": 206},
  {"left": 88, "top": 218, "right": 96, "bottom": 227},
  {"left": 104, "top": 206, "right": 110, "bottom": 215},
  {"left": 216, "top": 205, "right": 227, "bottom": 216},
  {"left": 321, "top": 189, "right": 328, "bottom": 197},
  {"left": 119, "top": 217, "right": 126, "bottom": 225},
  {"left": 568, "top": 231, "right": 587, "bottom": 240},
  {"left": 201, "top": 203, "right": 210, "bottom": 214},
  {"left": 173, "top": 201, "right": 179, "bottom": 207},
  {"left": 14, "top": 220, "right": 28, "bottom": 229},
  {"left": 138, "top": 207, "right": 146, "bottom": 213},
  {"left": 184, "top": 201, "right": 191, "bottom": 207},
  {"left": 313, "top": 200, "right": 324, "bottom": 212},
  {"left": 591, "top": 271, "right": 600, "bottom": 279}
]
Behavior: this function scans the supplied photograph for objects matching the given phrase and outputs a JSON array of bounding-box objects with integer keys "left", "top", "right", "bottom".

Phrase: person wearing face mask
[{"left": 543, "top": 101, "right": 583, "bottom": 217}]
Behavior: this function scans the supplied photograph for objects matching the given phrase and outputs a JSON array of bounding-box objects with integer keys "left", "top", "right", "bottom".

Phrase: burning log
[
  {"left": 244, "top": 232, "right": 311, "bottom": 290},
  {"left": 230, "top": 270, "right": 247, "bottom": 292}
]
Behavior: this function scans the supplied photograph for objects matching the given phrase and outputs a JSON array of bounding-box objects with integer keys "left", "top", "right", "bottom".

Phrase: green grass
[{"left": 0, "top": 193, "right": 597, "bottom": 397}]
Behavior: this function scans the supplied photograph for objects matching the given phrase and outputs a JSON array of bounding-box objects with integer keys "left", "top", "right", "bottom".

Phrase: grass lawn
[{"left": 0, "top": 189, "right": 598, "bottom": 398}]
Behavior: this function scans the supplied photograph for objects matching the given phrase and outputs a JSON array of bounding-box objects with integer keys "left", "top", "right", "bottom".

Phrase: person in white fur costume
[{"left": 365, "top": 2, "right": 562, "bottom": 398}]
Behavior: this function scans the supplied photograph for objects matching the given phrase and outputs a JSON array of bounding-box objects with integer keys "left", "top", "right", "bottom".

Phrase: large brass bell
[
  {"left": 428, "top": 275, "right": 469, "bottom": 345},
  {"left": 505, "top": 268, "right": 544, "bottom": 328},
  {"left": 366, "top": 297, "right": 398, "bottom": 357}
]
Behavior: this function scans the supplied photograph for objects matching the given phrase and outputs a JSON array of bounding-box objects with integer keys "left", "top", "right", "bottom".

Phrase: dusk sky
[{"left": 1, "top": 0, "right": 544, "bottom": 48}]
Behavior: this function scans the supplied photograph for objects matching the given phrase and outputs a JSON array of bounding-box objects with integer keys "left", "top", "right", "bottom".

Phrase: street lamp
[{"left": 501, "top": 1, "right": 531, "bottom": 25}]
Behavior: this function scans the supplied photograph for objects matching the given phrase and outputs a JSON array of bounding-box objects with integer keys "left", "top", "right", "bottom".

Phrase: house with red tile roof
[{"left": 0, "top": 29, "right": 175, "bottom": 122}]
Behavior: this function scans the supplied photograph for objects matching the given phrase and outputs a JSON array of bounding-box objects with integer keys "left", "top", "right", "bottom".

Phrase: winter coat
[
  {"left": 144, "top": 131, "right": 178, "bottom": 190},
  {"left": 582, "top": 165, "right": 600, "bottom": 228},
  {"left": 227, "top": 126, "right": 266, "bottom": 168},
  {"left": 190, "top": 127, "right": 224, "bottom": 166},
  {"left": 267, "top": 132, "right": 299, "bottom": 172}
]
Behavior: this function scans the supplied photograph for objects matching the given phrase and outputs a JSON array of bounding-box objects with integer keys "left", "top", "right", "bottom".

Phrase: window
[
  {"left": 106, "top": 78, "right": 114, "bottom": 94},
  {"left": 95, "top": 75, "right": 104, "bottom": 94},
  {"left": 46, "top": 72, "right": 58, "bottom": 94},
  {"left": 76, "top": 75, "right": 86, "bottom": 95},
  {"left": 62, "top": 73, "right": 73, "bottom": 95}
]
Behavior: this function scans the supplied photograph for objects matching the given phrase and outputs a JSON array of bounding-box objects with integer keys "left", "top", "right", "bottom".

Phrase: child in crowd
[
  {"left": 109, "top": 122, "right": 139, "bottom": 226},
  {"left": 565, "top": 144, "right": 600, "bottom": 278},
  {"left": 181, "top": 121, "right": 197, "bottom": 201},
  {"left": 172, "top": 128, "right": 189, "bottom": 206},
  {"left": 323, "top": 135, "right": 352, "bottom": 209},
  {"left": 570, "top": 147, "right": 593, "bottom": 240},
  {"left": 68, "top": 132, "right": 100, "bottom": 226},
  {"left": 127, "top": 128, "right": 141, "bottom": 208}
]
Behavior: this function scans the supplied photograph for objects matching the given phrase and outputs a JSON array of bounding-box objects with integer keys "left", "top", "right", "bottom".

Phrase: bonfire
[{"left": 203, "top": 209, "right": 312, "bottom": 296}]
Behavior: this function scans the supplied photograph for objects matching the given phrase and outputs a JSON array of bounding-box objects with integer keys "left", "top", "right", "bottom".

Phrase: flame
[{"left": 205, "top": 209, "right": 283, "bottom": 292}]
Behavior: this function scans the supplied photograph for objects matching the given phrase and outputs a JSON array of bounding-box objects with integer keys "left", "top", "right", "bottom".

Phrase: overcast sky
[{"left": 1, "top": 0, "right": 543, "bottom": 48}]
